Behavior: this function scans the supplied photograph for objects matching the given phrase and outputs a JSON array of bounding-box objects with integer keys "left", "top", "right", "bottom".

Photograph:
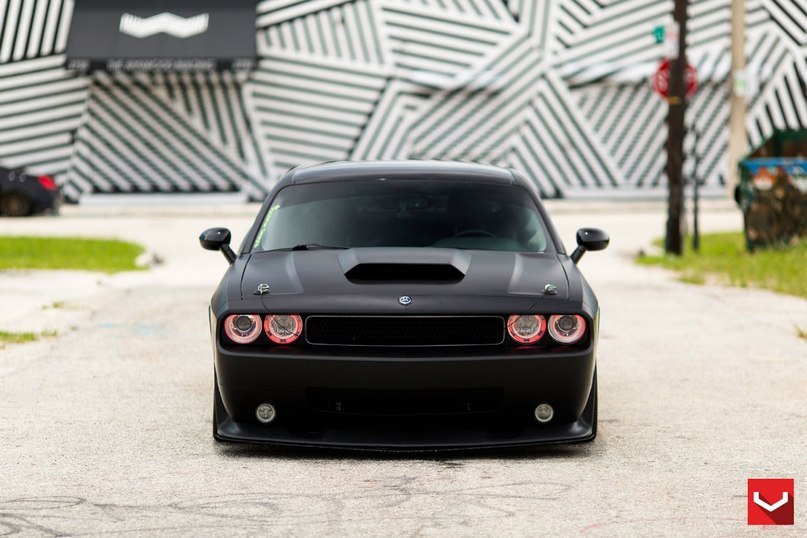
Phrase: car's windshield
[{"left": 252, "top": 179, "right": 552, "bottom": 253}]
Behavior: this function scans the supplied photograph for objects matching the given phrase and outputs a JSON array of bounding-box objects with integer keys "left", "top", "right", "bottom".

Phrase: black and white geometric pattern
[
  {"left": 0, "top": 0, "right": 805, "bottom": 200},
  {"left": 0, "top": 55, "right": 87, "bottom": 180},
  {"left": 66, "top": 72, "right": 263, "bottom": 199}
]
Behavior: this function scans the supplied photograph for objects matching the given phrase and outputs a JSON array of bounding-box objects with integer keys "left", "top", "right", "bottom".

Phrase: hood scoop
[
  {"left": 346, "top": 263, "right": 464, "bottom": 282},
  {"left": 339, "top": 248, "right": 470, "bottom": 283}
]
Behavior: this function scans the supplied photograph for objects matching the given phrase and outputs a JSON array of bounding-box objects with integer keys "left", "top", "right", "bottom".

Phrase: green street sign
[{"left": 653, "top": 25, "right": 665, "bottom": 44}]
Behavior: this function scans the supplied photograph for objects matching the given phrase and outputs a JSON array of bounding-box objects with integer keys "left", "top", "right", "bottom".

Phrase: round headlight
[
  {"left": 223, "top": 314, "right": 261, "bottom": 344},
  {"left": 548, "top": 314, "right": 586, "bottom": 344},
  {"left": 264, "top": 314, "right": 303, "bottom": 344},
  {"left": 507, "top": 314, "right": 546, "bottom": 344}
]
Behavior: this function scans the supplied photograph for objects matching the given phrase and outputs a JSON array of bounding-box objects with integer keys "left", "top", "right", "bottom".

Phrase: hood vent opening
[{"left": 345, "top": 263, "right": 465, "bottom": 283}]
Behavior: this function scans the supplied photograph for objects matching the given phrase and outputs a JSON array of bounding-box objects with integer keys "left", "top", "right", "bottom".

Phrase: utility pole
[
  {"left": 727, "top": 0, "right": 746, "bottom": 195},
  {"left": 665, "top": 0, "right": 688, "bottom": 255}
]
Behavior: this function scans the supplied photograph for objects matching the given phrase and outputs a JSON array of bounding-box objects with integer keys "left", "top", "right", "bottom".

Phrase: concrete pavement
[{"left": 0, "top": 201, "right": 804, "bottom": 536}]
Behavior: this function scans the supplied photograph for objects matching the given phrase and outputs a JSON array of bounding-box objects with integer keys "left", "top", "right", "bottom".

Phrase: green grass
[
  {"left": 636, "top": 232, "right": 807, "bottom": 299},
  {"left": 0, "top": 330, "right": 57, "bottom": 348},
  {"left": 0, "top": 236, "right": 145, "bottom": 273},
  {"left": 0, "top": 331, "right": 39, "bottom": 344}
]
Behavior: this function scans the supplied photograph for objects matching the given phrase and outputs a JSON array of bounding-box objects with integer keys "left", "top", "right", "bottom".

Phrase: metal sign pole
[{"left": 665, "top": 0, "right": 689, "bottom": 255}]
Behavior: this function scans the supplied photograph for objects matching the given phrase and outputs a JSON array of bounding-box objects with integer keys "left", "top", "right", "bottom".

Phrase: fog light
[
  {"left": 255, "top": 403, "right": 276, "bottom": 424},
  {"left": 534, "top": 403, "right": 554, "bottom": 423}
]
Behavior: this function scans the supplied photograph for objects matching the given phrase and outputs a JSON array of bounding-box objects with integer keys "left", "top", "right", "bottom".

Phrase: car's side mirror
[
  {"left": 570, "top": 228, "right": 609, "bottom": 263},
  {"left": 200, "top": 227, "right": 236, "bottom": 264}
]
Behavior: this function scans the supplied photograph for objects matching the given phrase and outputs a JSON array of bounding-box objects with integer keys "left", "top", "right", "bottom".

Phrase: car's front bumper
[{"left": 213, "top": 342, "right": 597, "bottom": 450}]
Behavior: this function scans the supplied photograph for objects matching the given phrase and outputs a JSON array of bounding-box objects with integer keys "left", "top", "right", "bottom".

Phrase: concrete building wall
[{"left": 0, "top": 0, "right": 805, "bottom": 200}]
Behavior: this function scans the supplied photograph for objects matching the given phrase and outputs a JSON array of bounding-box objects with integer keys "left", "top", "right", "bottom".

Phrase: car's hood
[{"left": 239, "top": 248, "right": 574, "bottom": 314}]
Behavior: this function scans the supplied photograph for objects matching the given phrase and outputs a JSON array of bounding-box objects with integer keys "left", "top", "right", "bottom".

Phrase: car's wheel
[{"left": 0, "top": 192, "right": 32, "bottom": 217}]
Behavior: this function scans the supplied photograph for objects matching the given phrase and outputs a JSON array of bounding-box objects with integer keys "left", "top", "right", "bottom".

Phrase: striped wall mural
[{"left": 0, "top": 0, "right": 805, "bottom": 200}]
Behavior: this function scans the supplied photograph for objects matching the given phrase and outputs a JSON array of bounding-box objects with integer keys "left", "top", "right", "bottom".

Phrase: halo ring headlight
[
  {"left": 507, "top": 314, "right": 546, "bottom": 345},
  {"left": 223, "top": 314, "right": 262, "bottom": 344},
  {"left": 548, "top": 314, "right": 586, "bottom": 344},
  {"left": 264, "top": 314, "right": 303, "bottom": 344}
]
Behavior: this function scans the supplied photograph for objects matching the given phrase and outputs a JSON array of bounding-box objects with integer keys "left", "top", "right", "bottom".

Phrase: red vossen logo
[{"left": 748, "top": 478, "right": 794, "bottom": 525}]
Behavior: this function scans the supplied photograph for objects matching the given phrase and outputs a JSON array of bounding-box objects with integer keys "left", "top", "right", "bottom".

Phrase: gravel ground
[{"left": 0, "top": 201, "right": 805, "bottom": 536}]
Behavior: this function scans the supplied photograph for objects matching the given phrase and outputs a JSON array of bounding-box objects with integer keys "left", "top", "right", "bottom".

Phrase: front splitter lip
[
  {"left": 215, "top": 417, "right": 594, "bottom": 452},
  {"left": 214, "top": 390, "right": 597, "bottom": 452}
]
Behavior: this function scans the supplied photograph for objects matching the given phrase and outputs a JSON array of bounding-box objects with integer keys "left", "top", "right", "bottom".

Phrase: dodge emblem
[
  {"left": 253, "top": 283, "right": 270, "bottom": 295},
  {"left": 398, "top": 295, "right": 412, "bottom": 305}
]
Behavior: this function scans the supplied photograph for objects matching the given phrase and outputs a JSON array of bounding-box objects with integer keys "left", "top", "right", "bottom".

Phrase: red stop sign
[{"left": 652, "top": 59, "right": 698, "bottom": 99}]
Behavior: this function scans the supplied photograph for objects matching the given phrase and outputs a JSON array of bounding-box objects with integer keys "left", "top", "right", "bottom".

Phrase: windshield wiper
[{"left": 270, "top": 243, "right": 349, "bottom": 252}]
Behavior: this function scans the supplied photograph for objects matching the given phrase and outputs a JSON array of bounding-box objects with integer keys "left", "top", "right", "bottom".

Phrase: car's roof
[{"left": 287, "top": 160, "right": 516, "bottom": 186}]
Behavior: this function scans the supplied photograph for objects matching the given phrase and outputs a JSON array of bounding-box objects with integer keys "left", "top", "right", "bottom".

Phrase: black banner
[{"left": 66, "top": 0, "right": 256, "bottom": 73}]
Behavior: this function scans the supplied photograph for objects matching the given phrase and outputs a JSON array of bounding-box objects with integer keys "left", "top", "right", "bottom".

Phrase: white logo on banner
[{"left": 119, "top": 13, "right": 209, "bottom": 39}]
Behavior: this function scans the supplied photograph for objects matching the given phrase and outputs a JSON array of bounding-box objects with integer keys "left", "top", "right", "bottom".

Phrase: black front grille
[
  {"left": 307, "top": 388, "right": 503, "bottom": 415},
  {"left": 305, "top": 316, "right": 505, "bottom": 346}
]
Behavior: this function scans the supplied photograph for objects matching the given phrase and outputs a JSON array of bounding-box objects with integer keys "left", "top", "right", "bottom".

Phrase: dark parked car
[
  {"left": 0, "top": 166, "right": 62, "bottom": 216},
  {"left": 201, "top": 161, "right": 609, "bottom": 449}
]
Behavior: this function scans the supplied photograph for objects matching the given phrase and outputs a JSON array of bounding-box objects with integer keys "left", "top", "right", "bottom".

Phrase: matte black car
[
  {"left": 201, "top": 161, "right": 609, "bottom": 449},
  {"left": 0, "top": 166, "right": 62, "bottom": 217}
]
